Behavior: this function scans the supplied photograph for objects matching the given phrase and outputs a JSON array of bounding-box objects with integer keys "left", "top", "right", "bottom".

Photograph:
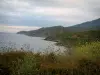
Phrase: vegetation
[
  {"left": 74, "top": 42, "right": 100, "bottom": 60},
  {"left": 0, "top": 40, "right": 100, "bottom": 75},
  {"left": 56, "top": 30, "right": 100, "bottom": 47},
  {"left": 1, "top": 29, "right": 100, "bottom": 75},
  {"left": 17, "top": 18, "right": 100, "bottom": 37}
]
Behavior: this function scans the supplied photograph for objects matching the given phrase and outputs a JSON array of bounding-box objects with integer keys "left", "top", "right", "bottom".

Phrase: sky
[{"left": 0, "top": 0, "right": 100, "bottom": 33}]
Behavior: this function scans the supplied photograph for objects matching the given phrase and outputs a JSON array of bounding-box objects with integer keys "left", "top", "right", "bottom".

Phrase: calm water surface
[{"left": 0, "top": 33, "right": 66, "bottom": 52}]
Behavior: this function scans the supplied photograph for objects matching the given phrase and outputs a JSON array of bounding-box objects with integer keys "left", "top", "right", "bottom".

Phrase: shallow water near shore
[{"left": 0, "top": 32, "right": 66, "bottom": 52}]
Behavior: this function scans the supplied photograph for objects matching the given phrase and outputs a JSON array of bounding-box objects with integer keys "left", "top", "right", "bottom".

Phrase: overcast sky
[{"left": 0, "top": 0, "right": 100, "bottom": 32}]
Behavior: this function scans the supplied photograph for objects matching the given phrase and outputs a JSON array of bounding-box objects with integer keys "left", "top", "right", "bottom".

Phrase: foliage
[
  {"left": 1, "top": 30, "right": 100, "bottom": 75},
  {"left": 74, "top": 42, "right": 100, "bottom": 60},
  {"left": 0, "top": 44, "right": 100, "bottom": 75},
  {"left": 56, "top": 30, "right": 100, "bottom": 47}
]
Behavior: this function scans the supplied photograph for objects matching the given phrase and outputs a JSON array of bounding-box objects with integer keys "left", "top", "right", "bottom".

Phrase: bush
[
  {"left": 0, "top": 43, "right": 100, "bottom": 75},
  {"left": 16, "top": 53, "right": 41, "bottom": 75},
  {"left": 0, "top": 51, "right": 26, "bottom": 75},
  {"left": 74, "top": 42, "right": 100, "bottom": 60}
]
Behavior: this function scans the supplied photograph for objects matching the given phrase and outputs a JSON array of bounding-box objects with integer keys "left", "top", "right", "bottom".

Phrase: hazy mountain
[
  {"left": 17, "top": 26, "right": 64, "bottom": 37},
  {"left": 17, "top": 18, "right": 100, "bottom": 37},
  {"left": 65, "top": 18, "right": 100, "bottom": 32}
]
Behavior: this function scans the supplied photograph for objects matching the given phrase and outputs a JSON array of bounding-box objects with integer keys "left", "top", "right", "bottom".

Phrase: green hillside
[{"left": 17, "top": 18, "right": 100, "bottom": 37}]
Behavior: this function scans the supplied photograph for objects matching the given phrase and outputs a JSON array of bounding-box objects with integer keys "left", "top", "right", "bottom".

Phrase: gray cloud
[
  {"left": 0, "top": 0, "right": 100, "bottom": 32},
  {"left": 25, "top": 0, "right": 84, "bottom": 8},
  {"left": 84, "top": 0, "right": 100, "bottom": 16},
  {"left": 25, "top": 0, "right": 100, "bottom": 16}
]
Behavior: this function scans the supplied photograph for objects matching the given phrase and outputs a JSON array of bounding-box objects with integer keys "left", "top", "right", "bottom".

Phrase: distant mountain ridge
[
  {"left": 17, "top": 26, "right": 64, "bottom": 37},
  {"left": 65, "top": 18, "right": 100, "bottom": 32},
  {"left": 17, "top": 18, "right": 100, "bottom": 37}
]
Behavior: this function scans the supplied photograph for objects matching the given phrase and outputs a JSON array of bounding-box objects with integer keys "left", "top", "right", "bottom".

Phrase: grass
[
  {"left": 56, "top": 30, "right": 100, "bottom": 47},
  {"left": 0, "top": 42, "right": 100, "bottom": 75},
  {"left": 74, "top": 41, "right": 100, "bottom": 60},
  {"left": 0, "top": 30, "right": 100, "bottom": 75}
]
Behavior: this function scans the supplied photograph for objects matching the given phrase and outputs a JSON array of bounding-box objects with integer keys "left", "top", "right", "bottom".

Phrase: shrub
[
  {"left": 16, "top": 54, "right": 41, "bottom": 75},
  {"left": 74, "top": 42, "right": 100, "bottom": 60}
]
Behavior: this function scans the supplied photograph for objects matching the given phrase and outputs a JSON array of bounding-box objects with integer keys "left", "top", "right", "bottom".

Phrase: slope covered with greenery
[
  {"left": 56, "top": 30, "right": 100, "bottom": 47},
  {"left": 3, "top": 18, "right": 100, "bottom": 75},
  {"left": 1, "top": 29, "right": 100, "bottom": 75},
  {"left": 17, "top": 18, "right": 100, "bottom": 37}
]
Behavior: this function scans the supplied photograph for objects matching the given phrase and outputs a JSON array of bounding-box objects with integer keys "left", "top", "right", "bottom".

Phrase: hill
[
  {"left": 17, "top": 18, "right": 100, "bottom": 37},
  {"left": 65, "top": 18, "right": 100, "bottom": 32},
  {"left": 17, "top": 26, "right": 64, "bottom": 37}
]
